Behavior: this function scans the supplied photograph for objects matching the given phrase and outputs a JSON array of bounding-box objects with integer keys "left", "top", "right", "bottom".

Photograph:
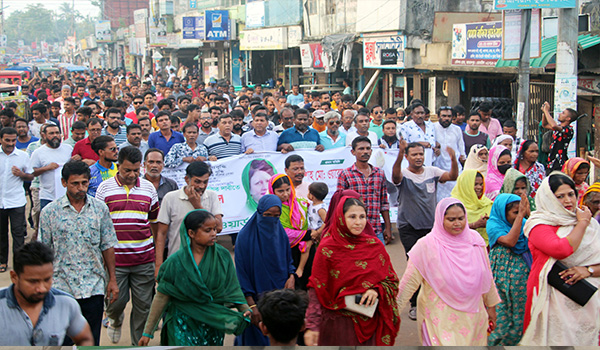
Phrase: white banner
[{"left": 161, "top": 147, "right": 427, "bottom": 234}]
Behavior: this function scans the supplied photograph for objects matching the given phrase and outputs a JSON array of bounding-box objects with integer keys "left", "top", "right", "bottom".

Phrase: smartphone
[{"left": 355, "top": 294, "right": 363, "bottom": 304}]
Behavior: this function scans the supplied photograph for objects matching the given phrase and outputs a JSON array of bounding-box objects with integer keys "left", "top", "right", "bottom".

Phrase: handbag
[
  {"left": 547, "top": 260, "right": 598, "bottom": 306},
  {"left": 344, "top": 294, "right": 379, "bottom": 318}
]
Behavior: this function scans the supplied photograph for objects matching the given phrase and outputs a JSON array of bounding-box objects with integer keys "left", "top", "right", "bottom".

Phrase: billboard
[
  {"left": 494, "top": 0, "right": 576, "bottom": 10},
  {"left": 205, "top": 10, "right": 230, "bottom": 41},
  {"left": 451, "top": 21, "right": 502, "bottom": 66},
  {"left": 362, "top": 34, "right": 406, "bottom": 69},
  {"left": 95, "top": 20, "right": 112, "bottom": 42},
  {"left": 182, "top": 16, "right": 205, "bottom": 40}
]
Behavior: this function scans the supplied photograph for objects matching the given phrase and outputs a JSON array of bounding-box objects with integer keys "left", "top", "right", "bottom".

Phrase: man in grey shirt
[
  {"left": 119, "top": 123, "right": 149, "bottom": 155},
  {"left": 0, "top": 242, "right": 94, "bottom": 346}
]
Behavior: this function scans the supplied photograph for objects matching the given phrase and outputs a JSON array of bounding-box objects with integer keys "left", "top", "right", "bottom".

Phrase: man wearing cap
[{"left": 311, "top": 110, "right": 327, "bottom": 133}]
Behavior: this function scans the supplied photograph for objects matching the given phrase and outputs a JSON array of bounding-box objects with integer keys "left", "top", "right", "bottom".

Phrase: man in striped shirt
[
  {"left": 203, "top": 113, "right": 242, "bottom": 160},
  {"left": 95, "top": 146, "right": 159, "bottom": 345},
  {"left": 58, "top": 97, "right": 77, "bottom": 141}
]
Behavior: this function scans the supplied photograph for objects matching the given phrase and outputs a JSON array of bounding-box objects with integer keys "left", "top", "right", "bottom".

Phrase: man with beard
[
  {"left": 101, "top": 108, "right": 127, "bottom": 147},
  {"left": 231, "top": 109, "right": 245, "bottom": 136},
  {"left": 87, "top": 136, "right": 119, "bottom": 197},
  {"left": 197, "top": 110, "right": 218, "bottom": 144},
  {"left": 30, "top": 124, "right": 74, "bottom": 210},
  {"left": 72, "top": 118, "right": 103, "bottom": 166},
  {"left": 15, "top": 118, "right": 38, "bottom": 150},
  {"left": 154, "top": 161, "right": 222, "bottom": 276},
  {"left": 434, "top": 106, "right": 466, "bottom": 201},
  {"left": 119, "top": 124, "right": 149, "bottom": 155},
  {"left": 137, "top": 117, "right": 152, "bottom": 142},
  {"left": 377, "top": 119, "right": 400, "bottom": 149},
  {"left": 319, "top": 111, "right": 345, "bottom": 149},
  {"left": 391, "top": 141, "right": 458, "bottom": 320},
  {"left": 39, "top": 160, "right": 118, "bottom": 345},
  {"left": 462, "top": 112, "right": 491, "bottom": 155},
  {"left": 0, "top": 108, "right": 15, "bottom": 129},
  {"left": 0, "top": 241, "right": 94, "bottom": 346},
  {"left": 0, "top": 127, "right": 33, "bottom": 273},
  {"left": 399, "top": 103, "right": 439, "bottom": 166},
  {"left": 142, "top": 148, "right": 177, "bottom": 204},
  {"left": 277, "top": 108, "right": 324, "bottom": 153}
]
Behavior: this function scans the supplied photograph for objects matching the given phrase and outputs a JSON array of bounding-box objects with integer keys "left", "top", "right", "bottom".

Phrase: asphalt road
[{"left": 0, "top": 222, "right": 420, "bottom": 346}]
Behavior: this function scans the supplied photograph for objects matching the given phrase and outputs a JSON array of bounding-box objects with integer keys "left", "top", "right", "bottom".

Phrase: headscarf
[
  {"left": 500, "top": 168, "right": 536, "bottom": 210},
  {"left": 234, "top": 195, "right": 295, "bottom": 298},
  {"left": 562, "top": 157, "right": 590, "bottom": 198},
  {"left": 450, "top": 169, "right": 493, "bottom": 245},
  {"left": 322, "top": 189, "right": 361, "bottom": 234},
  {"left": 241, "top": 159, "right": 276, "bottom": 211},
  {"left": 487, "top": 193, "right": 532, "bottom": 267},
  {"left": 268, "top": 174, "right": 309, "bottom": 251},
  {"left": 157, "top": 210, "right": 250, "bottom": 335},
  {"left": 464, "top": 144, "right": 488, "bottom": 176},
  {"left": 492, "top": 134, "right": 513, "bottom": 149},
  {"left": 408, "top": 198, "right": 493, "bottom": 313},
  {"left": 485, "top": 145, "right": 510, "bottom": 198},
  {"left": 308, "top": 197, "right": 400, "bottom": 345},
  {"left": 580, "top": 182, "right": 600, "bottom": 208}
]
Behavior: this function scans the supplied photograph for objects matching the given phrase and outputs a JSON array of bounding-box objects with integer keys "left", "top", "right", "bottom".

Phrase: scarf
[
  {"left": 580, "top": 182, "right": 600, "bottom": 208},
  {"left": 485, "top": 145, "right": 509, "bottom": 198},
  {"left": 487, "top": 193, "right": 532, "bottom": 266},
  {"left": 521, "top": 172, "right": 600, "bottom": 345},
  {"left": 234, "top": 195, "right": 295, "bottom": 298},
  {"left": 464, "top": 144, "right": 488, "bottom": 176},
  {"left": 562, "top": 157, "right": 590, "bottom": 199},
  {"left": 492, "top": 134, "right": 513, "bottom": 149},
  {"left": 322, "top": 189, "right": 361, "bottom": 234},
  {"left": 308, "top": 196, "right": 400, "bottom": 345},
  {"left": 157, "top": 210, "right": 249, "bottom": 335},
  {"left": 241, "top": 159, "right": 276, "bottom": 211},
  {"left": 450, "top": 169, "right": 493, "bottom": 244},
  {"left": 408, "top": 197, "right": 493, "bottom": 313},
  {"left": 500, "top": 168, "right": 536, "bottom": 210},
  {"left": 268, "top": 174, "right": 309, "bottom": 251}
]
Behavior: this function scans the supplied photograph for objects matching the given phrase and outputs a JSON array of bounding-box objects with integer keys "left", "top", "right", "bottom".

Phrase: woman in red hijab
[{"left": 304, "top": 196, "right": 400, "bottom": 346}]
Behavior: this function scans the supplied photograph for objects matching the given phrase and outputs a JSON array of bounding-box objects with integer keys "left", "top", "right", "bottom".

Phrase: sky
[{"left": 3, "top": 0, "right": 99, "bottom": 18}]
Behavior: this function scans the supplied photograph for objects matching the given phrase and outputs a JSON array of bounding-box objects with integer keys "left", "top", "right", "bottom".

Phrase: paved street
[{"left": 1, "top": 219, "right": 419, "bottom": 346}]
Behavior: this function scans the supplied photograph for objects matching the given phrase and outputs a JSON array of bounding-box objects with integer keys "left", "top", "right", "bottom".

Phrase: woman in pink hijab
[{"left": 397, "top": 197, "right": 500, "bottom": 345}]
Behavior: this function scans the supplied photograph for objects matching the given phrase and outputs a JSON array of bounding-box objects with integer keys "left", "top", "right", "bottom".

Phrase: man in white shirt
[
  {"left": 30, "top": 124, "right": 74, "bottom": 210},
  {"left": 241, "top": 112, "right": 279, "bottom": 153},
  {"left": 434, "top": 106, "right": 466, "bottom": 201},
  {"left": 339, "top": 109, "right": 357, "bottom": 135},
  {"left": 0, "top": 127, "right": 33, "bottom": 271},
  {"left": 400, "top": 103, "right": 439, "bottom": 166},
  {"left": 345, "top": 109, "right": 378, "bottom": 146}
]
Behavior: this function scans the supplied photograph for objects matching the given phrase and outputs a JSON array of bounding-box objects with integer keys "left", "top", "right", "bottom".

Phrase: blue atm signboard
[{"left": 205, "top": 10, "right": 230, "bottom": 41}]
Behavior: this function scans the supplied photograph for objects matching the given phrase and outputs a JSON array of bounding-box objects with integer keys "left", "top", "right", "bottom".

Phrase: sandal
[{"left": 0, "top": 264, "right": 6, "bottom": 273}]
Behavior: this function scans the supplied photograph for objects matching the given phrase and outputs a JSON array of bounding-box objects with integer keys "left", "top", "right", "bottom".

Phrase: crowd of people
[{"left": 0, "top": 67, "right": 599, "bottom": 347}]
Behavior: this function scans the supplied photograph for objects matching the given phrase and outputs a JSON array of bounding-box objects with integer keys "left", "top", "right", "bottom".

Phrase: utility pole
[
  {"left": 1, "top": 0, "right": 4, "bottom": 35},
  {"left": 554, "top": 7, "right": 579, "bottom": 157},
  {"left": 516, "top": 9, "right": 532, "bottom": 140}
]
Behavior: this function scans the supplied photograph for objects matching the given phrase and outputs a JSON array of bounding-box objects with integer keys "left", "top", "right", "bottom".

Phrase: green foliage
[{"left": 4, "top": 2, "right": 99, "bottom": 47}]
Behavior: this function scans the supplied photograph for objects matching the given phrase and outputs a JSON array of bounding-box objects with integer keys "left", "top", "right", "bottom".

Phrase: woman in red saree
[{"left": 304, "top": 196, "right": 400, "bottom": 346}]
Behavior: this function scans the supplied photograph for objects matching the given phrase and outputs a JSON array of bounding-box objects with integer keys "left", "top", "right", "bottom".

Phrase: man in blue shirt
[
  {"left": 0, "top": 241, "right": 94, "bottom": 346},
  {"left": 286, "top": 84, "right": 304, "bottom": 107},
  {"left": 277, "top": 108, "right": 324, "bottom": 153},
  {"left": 319, "top": 111, "right": 346, "bottom": 149},
  {"left": 148, "top": 111, "right": 184, "bottom": 155}
]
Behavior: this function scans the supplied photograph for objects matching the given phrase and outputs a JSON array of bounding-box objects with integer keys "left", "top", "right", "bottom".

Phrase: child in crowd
[
  {"left": 258, "top": 289, "right": 309, "bottom": 346},
  {"left": 307, "top": 182, "right": 328, "bottom": 241}
]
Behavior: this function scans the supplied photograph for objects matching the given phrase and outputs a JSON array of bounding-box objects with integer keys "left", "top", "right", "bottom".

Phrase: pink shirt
[{"left": 479, "top": 117, "right": 502, "bottom": 142}]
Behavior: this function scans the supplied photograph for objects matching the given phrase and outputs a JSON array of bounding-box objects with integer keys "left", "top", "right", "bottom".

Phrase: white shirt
[
  {"left": 339, "top": 125, "right": 356, "bottom": 135},
  {"left": 0, "top": 147, "right": 31, "bottom": 208},
  {"left": 400, "top": 120, "right": 436, "bottom": 147},
  {"left": 345, "top": 130, "right": 378, "bottom": 147},
  {"left": 30, "top": 144, "right": 73, "bottom": 201},
  {"left": 433, "top": 122, "right": 466, "bottom": 172}
]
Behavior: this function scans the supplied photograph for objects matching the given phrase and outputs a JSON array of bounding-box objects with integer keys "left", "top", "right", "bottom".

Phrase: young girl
[
  {"left": 269, "top": 174, "right": 313, "bottom": 288},
  {"left": 305, "top": 197, "right": 400, "bottom": 346},
  {"left": 139, "top": 210, "right": 250, "bottom": 346}
]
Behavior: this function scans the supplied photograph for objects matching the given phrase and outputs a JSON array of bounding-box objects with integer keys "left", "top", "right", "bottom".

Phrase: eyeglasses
[
  {"left": 200, "top": 117, "right": 212, "bottom": 120},
  {"left": 439, "top": 106, "right": 453, "bottom": 110},
  {"left": 133, "top": 101, "right": 142, "bottom": 105},
  {"left": 373, "top": 111, "right": 382, "bottom": 115},
  {"left": 328, "top": 121, "right": 341, "bottom": 125},
  {"left": 106, "top": 147, "right": 118, "bottom": 152}
]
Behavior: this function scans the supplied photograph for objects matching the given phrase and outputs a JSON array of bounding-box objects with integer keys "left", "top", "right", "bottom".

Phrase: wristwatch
[{"left": 587, "top": 266, "right": 595, "bottom": 277}]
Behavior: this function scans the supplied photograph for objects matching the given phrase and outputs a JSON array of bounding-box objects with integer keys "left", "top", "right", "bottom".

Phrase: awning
[{"left": 496, "top": 32, "right": 600, "bottom": 68}]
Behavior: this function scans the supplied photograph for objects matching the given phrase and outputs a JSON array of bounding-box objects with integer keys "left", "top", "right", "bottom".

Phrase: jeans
[
  {"left": 0, "top": 206, "right": 26, "bottom": 265},
  {"left": 105, "top": 262, "right": 155, "bottom": 345},
  {"left": 63, "top": 294, "right": 104, "bottom": 346}
]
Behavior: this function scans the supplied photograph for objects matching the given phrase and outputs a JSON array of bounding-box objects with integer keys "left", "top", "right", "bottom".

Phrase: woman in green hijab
[
  {"left": 500, "top": 168, "right": 536, "bottom": 211},
  {"left": 139, "top": 210, "right": 251, "bottom": 346},
  {"left": 242, "top": 159, "right": 277, "bottom": 211}
]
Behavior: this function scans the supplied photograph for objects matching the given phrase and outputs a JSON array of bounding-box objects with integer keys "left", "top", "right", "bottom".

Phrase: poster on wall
[
  {"left": 183, "top": 16, "right": 205, "bottom": 40},
  {"left": 451, "top": 21, "right": 502, "bottom": 66},
  {"left": 362, "top": 34, "right": 406, "bottom": 69},
  {"left": 149, "top": 17, "right": 168, "bottom": 47},
  {"left": 95, "top": 20, "right": 112, "bottom": 42}
]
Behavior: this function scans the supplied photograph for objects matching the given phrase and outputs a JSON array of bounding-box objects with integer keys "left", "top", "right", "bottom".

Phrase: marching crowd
[{"left": 0, "top": 68, "right": 598, "bottom": 347}]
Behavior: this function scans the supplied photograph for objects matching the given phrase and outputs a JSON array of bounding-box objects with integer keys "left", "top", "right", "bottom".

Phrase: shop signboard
[
  {"left": 183, "top": 16, "right": 205, "bottom": 40},
  {"left": 362, "top": 34, "right": 406, "bottom": 69},
  {"left": 502, "top": 9, "right": 541, "bottom": 60},
  {"left": 205, "top": 10, "right": 230, "bottom": 41},
  {"left": 451, "top": 21, "right": 502, "bottom": 66},
  {"left": 95, "top": 20, "right": 112, "bottom": 42},
  {"left": 245, "top": 1, "right": 265, "bottom": 28},
  {"left": 494, "top": 0, "right": 576, "bottom": 10},
  {"left": 240, "top": 27, "right": 287, "bottom": 50}
]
